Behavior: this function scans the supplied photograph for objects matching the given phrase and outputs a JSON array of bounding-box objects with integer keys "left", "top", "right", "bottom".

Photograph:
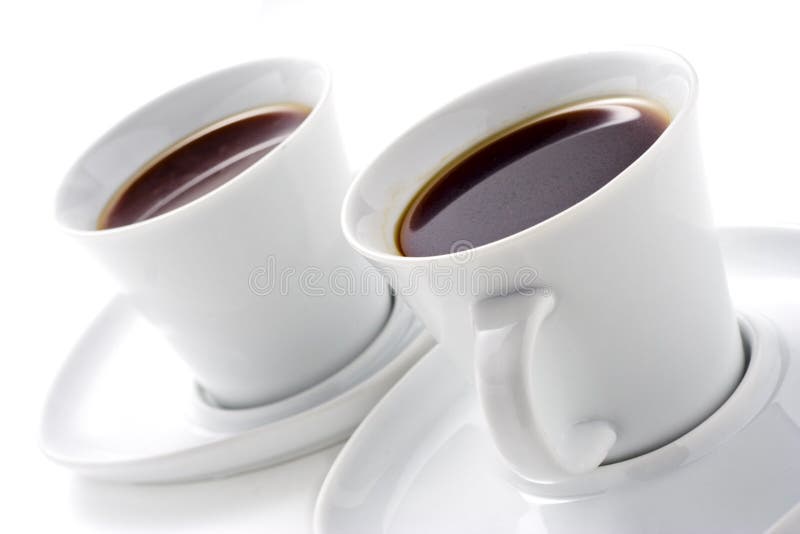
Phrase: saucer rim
[
  {"left": 313, "top": 223, "right": 800, "bottom": 531},
  {"left": 39, "top": 296, "right": 434, "bottom": 483}
]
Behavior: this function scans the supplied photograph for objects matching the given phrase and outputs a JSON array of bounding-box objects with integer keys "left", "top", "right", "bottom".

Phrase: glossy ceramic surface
[
  {"left": 316, "top": 226, "right": 800, "bottom": 533},
  {"left": 342, "top": 48, "right": 744, "bottom": 480},
  {"left": 55, "top": 58, "right": 389, "bottom": 408},
  {"left": 40, "top": 298, "right": 434, "bottom": 483}
]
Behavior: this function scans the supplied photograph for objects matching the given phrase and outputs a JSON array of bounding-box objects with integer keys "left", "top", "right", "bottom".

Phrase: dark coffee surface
[
  {"left": 98, "top": 105, "right": 309, "bottom": 229},
  {"left": 397, "top": 97, "right": 670, "bottom": 257}
]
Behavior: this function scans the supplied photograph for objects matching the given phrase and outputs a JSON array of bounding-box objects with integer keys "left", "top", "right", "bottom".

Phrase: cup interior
[
  {"left": 55, "top": 58, "right": 328, "bottom": 232},
  {"left": 342, "top": 48, "right": 696, "bottom": 260}
]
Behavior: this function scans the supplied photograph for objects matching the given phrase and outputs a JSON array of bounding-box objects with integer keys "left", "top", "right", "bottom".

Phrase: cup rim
[
  {"left": 341, "top": 46, "right": 699, "bottom": 264},
  {"left": 55, "top": 57, "right": 332, "bottom": 237}
]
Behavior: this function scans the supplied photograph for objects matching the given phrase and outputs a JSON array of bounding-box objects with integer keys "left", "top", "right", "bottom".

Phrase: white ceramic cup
[
  {"left": 342, "top": 48, "right": 745, "bottom": 481},
  {"left": 56, "top": 58, "right": 390, "bottom": 409}
]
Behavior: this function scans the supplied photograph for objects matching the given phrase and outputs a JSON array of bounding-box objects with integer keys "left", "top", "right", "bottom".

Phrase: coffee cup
[
  {"left": 56, "top": 58, "right": 390, "bottom": 408},
  {"left": 342, "top": 48, "right": 744, "bottom": 481}
]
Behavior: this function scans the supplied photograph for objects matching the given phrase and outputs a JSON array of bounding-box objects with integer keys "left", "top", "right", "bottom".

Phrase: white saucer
[
  {"left": 41, "top": 297, "right": 434, "bottom": 483},
  {"left": 315, "top": 226, "right": 800, "bottom": 534}
]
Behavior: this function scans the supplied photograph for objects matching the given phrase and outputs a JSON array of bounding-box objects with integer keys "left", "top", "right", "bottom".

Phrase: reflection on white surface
[
  {"left": 70, "top": 444, "right": 341, "bottom": 533},
  {"left": 40, "top": 294, "right": 431, "bottom": 482},
  {"left": 316, "top": 228, "right": 800, "bottom": 533},
  {"left": 319, "top": 347, "right": 800, "bottom": 533},
  {"left": 389, "top": 425, "right": 527, "bottom": 534},
  {"left": 7, "top": 1, "right": 800, "bottom": 532},
  {"left": 43, "top": 298, "right": 204, "bottom": 459}
]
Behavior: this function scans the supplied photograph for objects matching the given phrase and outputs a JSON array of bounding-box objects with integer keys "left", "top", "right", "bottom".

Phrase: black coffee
[
  {"left": 397, "top": 97, "right": 670, "bottom": 257},
  {"left": 98, "top": 105, "right": 310, "bottom": 229}
]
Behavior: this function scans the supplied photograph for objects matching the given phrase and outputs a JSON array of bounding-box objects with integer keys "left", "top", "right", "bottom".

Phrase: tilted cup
[
  {"left": 342, "top": 48, "right": 744, "bottom": 481},
  {"left": 56, "top": 59, "right": 390, "bottom": 408}
]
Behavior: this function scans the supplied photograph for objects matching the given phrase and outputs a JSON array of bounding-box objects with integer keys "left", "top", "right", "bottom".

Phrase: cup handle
[{"left": 472, "top": 290, "right": 617, "bottom": 481}]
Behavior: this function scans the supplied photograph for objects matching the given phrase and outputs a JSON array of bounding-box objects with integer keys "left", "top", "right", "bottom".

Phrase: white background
[{"left": 2, "top": 0, "right": 799, "bottom": 532}]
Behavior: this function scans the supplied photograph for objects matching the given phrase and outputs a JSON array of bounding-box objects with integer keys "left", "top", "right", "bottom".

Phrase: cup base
[
  {"left": 508, "top": 311, "right": 778, "bottom": 495},
  {"left": 191, "top": 297, "right": 426, "bottom": 433}
]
